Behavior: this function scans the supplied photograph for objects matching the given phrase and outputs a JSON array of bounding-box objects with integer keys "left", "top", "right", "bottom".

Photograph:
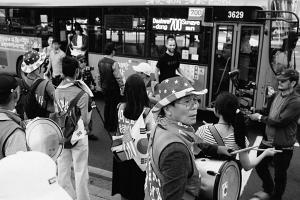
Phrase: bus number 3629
[{"left": 228, "top": 11, "right": 244, "bottom": 19}]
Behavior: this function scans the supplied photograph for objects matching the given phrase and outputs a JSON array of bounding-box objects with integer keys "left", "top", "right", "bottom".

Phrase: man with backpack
[
  {"left": 54, "top": 56, "right": 91, "bottom": 200},
  {"left": 0, "top": 74, "right": 27, "bottom": 159},
  {"left": 20, "top": 50, "right": 56, "bottom": 119}
]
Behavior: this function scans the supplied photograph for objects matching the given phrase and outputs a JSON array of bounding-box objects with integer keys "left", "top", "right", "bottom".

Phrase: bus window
[
  {"left": 270, "top": 0, "right": 299, "bottom": 73},
  {"left": 6, "top": 8, "right": 53, "bottom": 46},
  {"left": 270, "top": 20, "right": 298, "bottom": 73},
  {"left": 211, "top": 25, "right": 234, "bottom": 102},
  {"left": 88, "top": 8, "right": 103, "bottom": 53},
  {"left": 104, "top": 7, "right": 146, "bottom": 57},
  {"left": 107, "top": 30, "right": 145, "bottom": 56},
  {"left": 237, "top": 27, "right": 261, "bottom": 87},
  {"left": 150, "top": 28, "right": 212, "bottom": 64},
  {"left": 0, "top": 9, "right": 8, "bottom": 33}
]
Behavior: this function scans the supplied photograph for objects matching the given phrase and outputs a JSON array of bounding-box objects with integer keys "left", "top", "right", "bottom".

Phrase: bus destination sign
[{"left": 152, "top": 18, "right": 201, "bottom": 32}]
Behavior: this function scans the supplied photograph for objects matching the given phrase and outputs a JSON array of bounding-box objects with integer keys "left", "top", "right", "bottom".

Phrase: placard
[
  {"left": 0, "top": 34, "right": 42, "bottom": 51},
  {"left": 182, "top": 49, "right": 189, "bottom": 60}
]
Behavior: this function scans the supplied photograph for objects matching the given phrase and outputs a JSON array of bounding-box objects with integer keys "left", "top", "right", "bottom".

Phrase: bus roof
[{"left": 0, "top": 0, "right": 269, "bottom": 9}]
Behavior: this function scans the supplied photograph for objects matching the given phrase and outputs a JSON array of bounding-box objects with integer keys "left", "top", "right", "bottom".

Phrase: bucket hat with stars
[
  {"left": 21, "top": 50, "right": 47, "bottom": 74},
  {"left": 152, "top": 76, "right": 207, "bottom": 115}
]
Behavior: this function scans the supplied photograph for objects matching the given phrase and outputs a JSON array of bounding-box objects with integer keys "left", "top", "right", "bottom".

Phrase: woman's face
[{"left": 165, "top": 95, "right": 199, "bottom": 125}]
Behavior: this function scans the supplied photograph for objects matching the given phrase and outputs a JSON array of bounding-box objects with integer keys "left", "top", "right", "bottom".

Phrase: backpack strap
[
  {"left": 0, "top": 109, "right": 22, "bottom": 125},
  {"left": 208, "top": 125, "right": 225, "bottom": 146},
  {"left": 30, "top": 78, "right": 44, "bottom": 92},
  {"left": 67, "top": 90, "right": 86, "bottom": 114}
]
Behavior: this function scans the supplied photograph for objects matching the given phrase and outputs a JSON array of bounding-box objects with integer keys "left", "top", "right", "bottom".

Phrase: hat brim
[
  {"left": 276, "top": 75, "right": 290, "bottom": 81},
  {"left": 21, "top": 53, "right": 47, "bottom": 74},
  {"left": 132, "top": 65, "right": 151, "bottom": 77},
  {"left": 152, "top": 87, "right": 208, "bottom": 114}
]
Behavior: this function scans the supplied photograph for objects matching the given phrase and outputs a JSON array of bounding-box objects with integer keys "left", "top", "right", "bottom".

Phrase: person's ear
[
  {"left": 13, "top": 87, "right": 20, "bottom": 103},
  {"left": 291, "top": 80, "right": 297, "bottom": 88},
  {"left": 163, "top": 105, "right": 173, "bottom": 117},
  {"left": 214, "top": 109, "right": 220, "bottom": 118}
]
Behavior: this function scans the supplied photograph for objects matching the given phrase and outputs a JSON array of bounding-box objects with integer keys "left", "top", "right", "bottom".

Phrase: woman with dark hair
[
  {"left": 196, "top": 92, "right": 278, "bottom": 170},
  {"left": 112, "top": 74, "right": 155, "bottom": 200}
]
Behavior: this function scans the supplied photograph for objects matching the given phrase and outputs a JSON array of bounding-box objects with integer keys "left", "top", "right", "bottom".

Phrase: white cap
[
  {"left": 132, "top": 62, "right": 153, "bottom": 77},
  {"left": 0, "top": 151, "right": 72, "bottom": 200}
]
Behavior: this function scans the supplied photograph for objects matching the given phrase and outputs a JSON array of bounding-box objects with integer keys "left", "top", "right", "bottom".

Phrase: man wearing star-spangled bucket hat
[
  {"left": 19, "top": 50, "right": 56, "bottom": 119},
  {"left": 145, "top": 76, "right": 232, "bottom": 200}
]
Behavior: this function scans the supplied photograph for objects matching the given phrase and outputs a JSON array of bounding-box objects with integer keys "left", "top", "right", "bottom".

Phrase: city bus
[{"left": 0, "top": 0, "right": 299, "bottom": 112}]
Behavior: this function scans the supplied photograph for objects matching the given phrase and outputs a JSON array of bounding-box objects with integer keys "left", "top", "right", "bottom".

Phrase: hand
[
  {"left": 120, "top": 87, "right": 124, "bottom": 96},
  {"left": 203, "top": 121, "right": 212, "bottom": 125},
  {"left": 217, "top": 146, "right": 232, "bottom": 157},
  {"left": 263, "top": 148, "right": 282, "bottom": 157},
  {"left": 188, "top": 78, "right": 195, "bottom": 85},
  {"left": 206, "top": 107, "right": 215, "bottom": 112},
  {"left": 249, "top": 113, "right": 261, "bottom": 121}
]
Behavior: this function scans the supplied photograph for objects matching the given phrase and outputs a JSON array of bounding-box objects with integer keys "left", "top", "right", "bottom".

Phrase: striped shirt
[{"left": 195, "top": 124, "right": 249, "bottom": 151}]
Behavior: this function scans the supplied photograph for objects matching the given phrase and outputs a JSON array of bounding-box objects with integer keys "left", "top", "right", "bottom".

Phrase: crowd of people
[{"left": 0, "top": 31, "right": 300, "bottom": 200}]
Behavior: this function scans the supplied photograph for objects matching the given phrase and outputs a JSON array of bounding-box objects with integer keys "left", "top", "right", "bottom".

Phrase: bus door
[
  {"left": 233, "top": 24, "right": 263, "bottom": 112},
  {"left": 209, "top": 23, "right": 238, "bottom": 104}
]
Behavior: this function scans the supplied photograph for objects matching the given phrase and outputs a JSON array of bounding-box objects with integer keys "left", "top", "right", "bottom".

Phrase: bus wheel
[{"left": 16, "top": 56, "right": 23, "bottom": 77}]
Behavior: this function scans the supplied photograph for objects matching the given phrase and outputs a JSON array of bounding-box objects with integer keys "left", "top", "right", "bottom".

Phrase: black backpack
[
  {"left": 23, "top": 79, "right": 49, "bottom": 119},
  {"left": 50, "top": 90, "right": 85, "bottom": 148}
]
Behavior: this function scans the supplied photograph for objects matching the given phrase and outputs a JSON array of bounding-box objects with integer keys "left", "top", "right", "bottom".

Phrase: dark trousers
[
  {"left": 103, "top": 90, "right": 121, "bottom": 133},
  {"left": 255, "top": 143, "right": 293, "bottom": 200}
]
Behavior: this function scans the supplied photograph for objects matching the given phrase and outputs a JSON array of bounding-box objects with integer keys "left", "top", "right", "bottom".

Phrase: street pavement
[{"left": 87, "top": 95, "right": 300, "bottom": 200}]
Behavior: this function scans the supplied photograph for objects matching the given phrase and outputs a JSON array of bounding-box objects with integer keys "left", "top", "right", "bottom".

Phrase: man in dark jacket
[
  {"left": 250, "top": 68, "right": 300, "bottom": 200},
  {"left": 98, "top": 42, "right": 124, "bottom": 133}
]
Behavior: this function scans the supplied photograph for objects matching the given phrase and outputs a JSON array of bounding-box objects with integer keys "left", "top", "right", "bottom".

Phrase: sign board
[
  {"left": 152, "top": 18, "right": 201, "bottom": 32},
  {"left": 205, "top": 7, "right": 262, "bottom": 22},
  {"left": 188, "top": 7, "right": 205, "bottom": 20},
  {"left": 0, "top": 34, "right": 42, "bottom": 51}
]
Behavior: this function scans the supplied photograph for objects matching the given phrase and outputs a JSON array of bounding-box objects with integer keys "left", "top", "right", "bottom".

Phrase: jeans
[
  {"left": 255, "top": 143, "right": 293, "bottom": 200},
  {"left": 57, "top": 136, "right": 90, "bottom": 200}
]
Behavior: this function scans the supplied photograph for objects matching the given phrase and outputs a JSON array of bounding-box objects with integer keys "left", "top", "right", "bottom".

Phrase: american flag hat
[
  {"left": 21, "top": 50, "right": 46, "bottom": 74},
  {"left": 152, "top": 76, "right": 207, "bottom": 115}
]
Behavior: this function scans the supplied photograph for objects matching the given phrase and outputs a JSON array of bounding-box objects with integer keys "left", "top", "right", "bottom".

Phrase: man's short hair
[
  {"left": 0, "top": 74, "right": 20, "bottom": 105},
  {"left": 52, "top": 38, "right": 61, "bottom": 44},
  {"left": 104, "top": 42, "right": 116, "bottom": 55},
  {"left": 62, "top": 56, "right": 79, "bottom": 77}
]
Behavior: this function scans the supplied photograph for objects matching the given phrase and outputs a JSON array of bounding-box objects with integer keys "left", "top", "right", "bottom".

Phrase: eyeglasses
[
  {"left": 175, "top": 95, "right": 201, "bottom": 109},
  {"left": 278, "top": 79, "right": 289, "bottom": 83},
  {"left": 79, "top": 59, "right": 86, "bottom": 63}
]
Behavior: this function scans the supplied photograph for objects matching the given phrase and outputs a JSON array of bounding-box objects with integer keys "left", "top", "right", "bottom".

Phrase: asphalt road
[{"left": 88, "top": 95, "right": 300, "bottom": 200}]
